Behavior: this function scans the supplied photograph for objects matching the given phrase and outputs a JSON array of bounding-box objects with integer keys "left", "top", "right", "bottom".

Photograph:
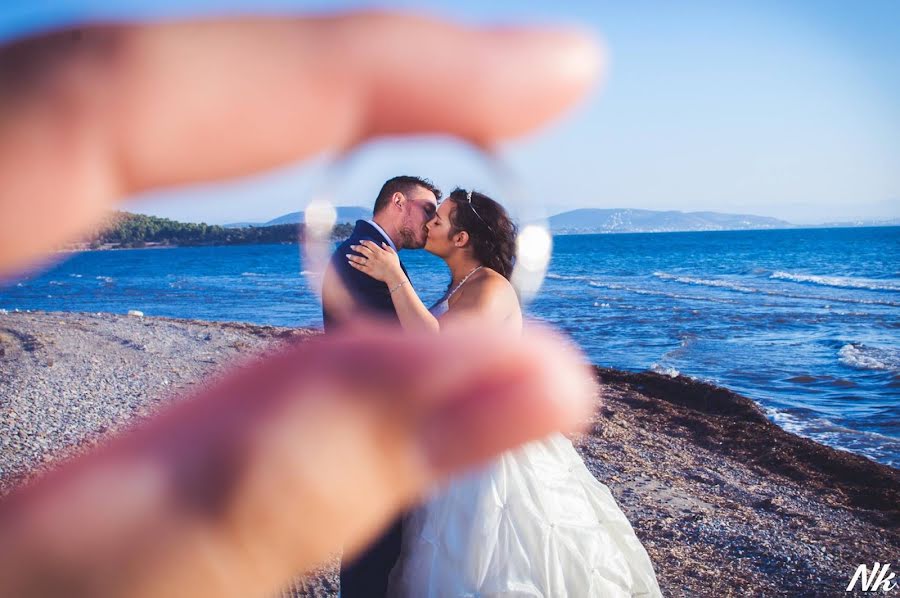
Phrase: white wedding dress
[{"left": 386, "top": 296, "right": 662, "bottom": 597}]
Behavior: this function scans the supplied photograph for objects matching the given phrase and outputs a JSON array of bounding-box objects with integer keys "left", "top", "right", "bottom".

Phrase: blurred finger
[
  {"left": 0, "top": 12, "right": 602, "bottom": 274},
  {"left": 0, "top": 323, "right": 595, "bottom": 597}
]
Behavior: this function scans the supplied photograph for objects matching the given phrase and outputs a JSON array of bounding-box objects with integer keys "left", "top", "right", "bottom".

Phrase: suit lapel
[{"left": 356, "top": 220, "right": 410, "bottom": 280}]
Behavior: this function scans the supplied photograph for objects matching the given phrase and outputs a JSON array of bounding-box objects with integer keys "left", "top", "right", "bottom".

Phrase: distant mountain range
[
  {"left": 814, "top": 217, "right": 900, "bottom": 229},
  {"left": 225, "top": 206, "right": 897, "bottom": 235},
  {"left": 546, "top": 209, "right": 792, "bottom": 234}
]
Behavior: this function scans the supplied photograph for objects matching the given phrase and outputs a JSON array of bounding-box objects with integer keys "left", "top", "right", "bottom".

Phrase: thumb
[{"left": 0, "top": 322, "right": 596, "bottom": 598}]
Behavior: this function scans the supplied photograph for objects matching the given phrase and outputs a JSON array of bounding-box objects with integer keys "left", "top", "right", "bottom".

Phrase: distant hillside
[
  {"left": 548, "top": 209, "right": 793, "bottom": 234},
  {"left": 84, "top": 212, "right": 353, "bottom": 249},
  {"left": 810, "top": 217, "right": 900, "bottom": 229},
  {"left": 226, "top": 206, "right": 371, "bottom": 228}
]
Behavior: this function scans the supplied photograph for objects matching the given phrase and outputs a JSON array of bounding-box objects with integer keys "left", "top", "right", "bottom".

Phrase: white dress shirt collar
[{"left": 365, "top": 219, "right": 398, "bottom": 252}]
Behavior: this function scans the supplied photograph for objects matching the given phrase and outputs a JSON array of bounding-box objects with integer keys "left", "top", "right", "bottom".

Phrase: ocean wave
[
  {"left": 770, "top": 271, "right": 900, "bottom": 292},
  {"left": 786, "top": 374, "right": 857, "bottom": 388},
  {"left": 764, "top": 406, "right": 899, "bottom": 467},
  {"left": 552, "top": 270, "right": 898, "bottom": 308},
  {"left": 653, "top": 271, "right": 899, "bottom": 307},
  {"left": 96, "top": 276, "right": 114, "bottom": 283},
  {"left": 546, "top": 273, "right": 594, "bottom": 282},
  {"left": 653, "top": 271, "right": 759, "bottom": 293},
  {"left": 838, "top": 343, "right": 900, "bottom": 373},
  {"left": 587, "top": 280, "right": 735, "bottom": 304},
  {"left": 240, "top": 272, "right": 264, "bottom": 277}
]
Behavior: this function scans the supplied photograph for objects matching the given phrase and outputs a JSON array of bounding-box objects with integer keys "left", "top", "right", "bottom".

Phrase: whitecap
[
  {"left": 545, "top": 273, "right": 594, "bottom": 282},
  {"left": 838, "top": 343, "right": 900, "bottom": 373},
  {"left": 653, "top": 271, "right": 759, "bottom": 293},
  {"left": 771, "top": 271, "right": 900, "bottom": 292}
]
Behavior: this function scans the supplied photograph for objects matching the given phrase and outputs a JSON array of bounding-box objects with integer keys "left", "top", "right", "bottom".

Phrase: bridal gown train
[{"left": 386, "top": 433, "right": 662, "bottom": 597}]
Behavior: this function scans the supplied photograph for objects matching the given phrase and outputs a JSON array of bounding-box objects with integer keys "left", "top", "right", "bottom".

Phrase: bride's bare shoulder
[
  {"left": 462, "top": 268, "right": 518, "bottom": 303},
  {"left": 445, "top": 268, "right": 522, "bottom": 329}
]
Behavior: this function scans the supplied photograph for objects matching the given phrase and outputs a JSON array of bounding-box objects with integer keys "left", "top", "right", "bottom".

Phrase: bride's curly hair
[{"left": 447, "top": 188, "right": 518, "bottom": 280}]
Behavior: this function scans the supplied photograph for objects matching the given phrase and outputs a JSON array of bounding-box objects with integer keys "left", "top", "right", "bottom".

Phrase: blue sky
[{"left": 4, "top": 1, "right": 899, "bottom": 224}]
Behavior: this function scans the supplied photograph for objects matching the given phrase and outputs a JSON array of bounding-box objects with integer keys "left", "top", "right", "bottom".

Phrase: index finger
[{"left": 0, "top": 13, "right": 602, "bottom": 274}]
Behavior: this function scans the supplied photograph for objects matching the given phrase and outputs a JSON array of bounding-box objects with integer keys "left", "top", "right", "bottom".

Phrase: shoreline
[
  {"left": 1, "top": 307, "right": 893, "bottom": 472},
  {"left": 51, "top": 223, "right": 900, "bottom": 253},
  {"left": 1, "top": 311, "right": 897, "bottom": 596}
]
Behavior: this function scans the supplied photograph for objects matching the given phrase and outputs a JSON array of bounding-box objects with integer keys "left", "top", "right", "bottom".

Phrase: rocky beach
[{"left": 0, "top": 311, "right": 897, "bottom": 597}]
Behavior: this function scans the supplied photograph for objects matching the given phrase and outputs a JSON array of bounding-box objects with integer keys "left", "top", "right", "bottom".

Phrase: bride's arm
[
  {"left": 346, "top": 240, "right": 440, "bottom": 334},
  {"left": 385, "top": 274, "right": 441, "bottom": 334}
]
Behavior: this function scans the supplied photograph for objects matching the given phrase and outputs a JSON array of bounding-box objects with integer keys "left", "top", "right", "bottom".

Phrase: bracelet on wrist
[{"left": 389, "top": 280, "right": 409, "bottom": 294}]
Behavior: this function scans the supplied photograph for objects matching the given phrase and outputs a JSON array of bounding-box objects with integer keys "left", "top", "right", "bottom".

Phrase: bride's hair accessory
[{"left": 463, "top": 189, "right": 494, "bottom": 234}]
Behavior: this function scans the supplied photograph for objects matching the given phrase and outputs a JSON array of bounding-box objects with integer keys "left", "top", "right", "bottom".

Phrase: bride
[{"left": 345, "top": 188, "right": 661, "bottom": 597}]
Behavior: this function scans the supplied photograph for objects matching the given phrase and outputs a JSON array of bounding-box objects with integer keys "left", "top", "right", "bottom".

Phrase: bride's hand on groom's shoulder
[{"left": 347, "top": 240, "right": 405, "bottom": 286}]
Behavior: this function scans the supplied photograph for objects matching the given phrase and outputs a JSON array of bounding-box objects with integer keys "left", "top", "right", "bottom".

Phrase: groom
[{"left": 322, "top": 175, "right": 440, "bottom": 596}]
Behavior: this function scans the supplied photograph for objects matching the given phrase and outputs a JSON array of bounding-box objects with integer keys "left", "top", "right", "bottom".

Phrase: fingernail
[{"left": 504, "top": 28, "right": 604, "bottom": 87}]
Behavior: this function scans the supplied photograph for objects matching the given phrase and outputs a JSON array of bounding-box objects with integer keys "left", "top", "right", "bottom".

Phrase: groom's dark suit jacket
[
  {"left": 323, "top": 220, "right": 409, "bottom": 332},
  {"left": 323, "top": 219, "right": 407, "bottom": 598}
]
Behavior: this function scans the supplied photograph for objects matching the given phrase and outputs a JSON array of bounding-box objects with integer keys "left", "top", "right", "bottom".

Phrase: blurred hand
[{"left": 0, "top": 12, "right": 602, "bottom": 598}]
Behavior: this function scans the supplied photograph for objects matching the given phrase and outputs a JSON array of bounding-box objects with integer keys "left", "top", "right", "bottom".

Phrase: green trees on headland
[{"left": 93, "top": 212, "right": 354, "bottom": 249}]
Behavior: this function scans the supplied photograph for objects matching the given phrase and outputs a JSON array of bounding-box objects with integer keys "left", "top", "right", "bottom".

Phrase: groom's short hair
[{"left": 373, "top": 176, "right": 441, "bottom": 214}]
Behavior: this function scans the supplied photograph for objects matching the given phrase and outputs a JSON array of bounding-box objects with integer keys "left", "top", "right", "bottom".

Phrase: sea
[{"left": 2, "top": 226, "right": 898, "bottom": 468}]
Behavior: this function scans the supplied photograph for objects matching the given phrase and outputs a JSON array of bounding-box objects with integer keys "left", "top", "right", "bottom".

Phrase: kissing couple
[{"left": 321, "top": 176, "right": 661, "bottom": 597}]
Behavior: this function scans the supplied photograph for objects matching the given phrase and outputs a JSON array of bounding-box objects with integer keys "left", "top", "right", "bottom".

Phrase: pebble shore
[{"left": 1, "top": 311, "right": 897, "bottom": 597}]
